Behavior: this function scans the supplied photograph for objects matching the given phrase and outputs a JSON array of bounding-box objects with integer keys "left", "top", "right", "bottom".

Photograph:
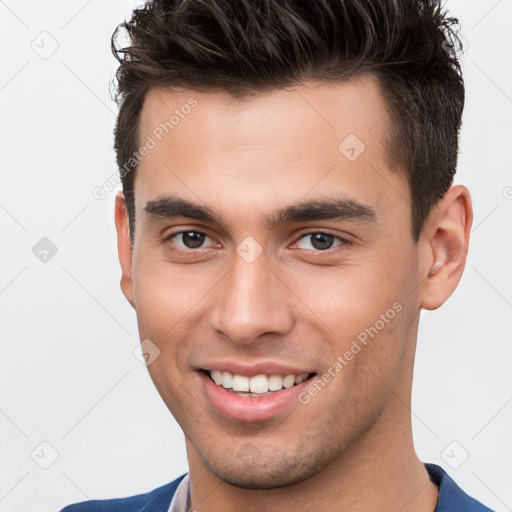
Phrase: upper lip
[{"left": 196, "top": 360, "right": 315, "bottom": 377}]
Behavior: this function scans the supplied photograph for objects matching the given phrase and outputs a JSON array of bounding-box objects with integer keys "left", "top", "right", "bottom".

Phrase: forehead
[
  {"left": 134, "top": 75, "right": 408, "bottom": 231},
  {"left": 139, "top": 74, "right": 390, "bottom": 157}
]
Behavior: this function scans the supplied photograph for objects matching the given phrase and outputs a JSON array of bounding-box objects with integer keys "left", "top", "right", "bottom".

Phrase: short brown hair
[{"left": 111, "top": 0, "right": 465, "bottom": 245}]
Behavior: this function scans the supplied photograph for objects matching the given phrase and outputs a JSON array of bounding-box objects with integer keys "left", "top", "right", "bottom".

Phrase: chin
[
  {"left": 200, "top": 447, "right": 329, "bottom": 490},
  {"left": 213, "top": 467, "right": 314, "bottom": 490}
]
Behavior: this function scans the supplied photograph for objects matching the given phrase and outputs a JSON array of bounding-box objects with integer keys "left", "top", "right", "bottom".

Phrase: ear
[
  {"left": 114, "top": 191, "right": 136, "bottom": 309},
  {"left": 419, "top": 185, "right": 473, "bottom": 310}
]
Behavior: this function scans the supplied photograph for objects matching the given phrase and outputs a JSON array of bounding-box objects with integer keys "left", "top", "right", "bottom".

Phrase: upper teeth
[{"left": 209, "top": 370, "right": 309, "bottom": 393}]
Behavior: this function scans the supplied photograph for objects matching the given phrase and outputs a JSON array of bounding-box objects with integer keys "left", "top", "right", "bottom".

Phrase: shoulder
[
  {"left": 425, "top": 463, "right": 495, "bottom": 512},
  {"left": 59, "top": 473, "right": 187, "bottom": 512}
]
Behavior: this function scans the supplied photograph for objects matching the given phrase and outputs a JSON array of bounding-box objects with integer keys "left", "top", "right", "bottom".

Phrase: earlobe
[
  {"left": 420, "top": 185, "right": 473, "bottom": 310},
  {"left": 114, "top": 191, "right": 136, "bottom": 309}
]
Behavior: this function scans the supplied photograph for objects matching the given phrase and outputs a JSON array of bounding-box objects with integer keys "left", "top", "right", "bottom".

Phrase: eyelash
[{"left": 162, "top": 229, "right": 351, "bottom": 256}]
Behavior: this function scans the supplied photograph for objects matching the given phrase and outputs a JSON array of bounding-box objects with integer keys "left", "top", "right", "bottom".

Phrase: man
[{"left": 61, "top": 0, "right": 494, "bottom": 510}]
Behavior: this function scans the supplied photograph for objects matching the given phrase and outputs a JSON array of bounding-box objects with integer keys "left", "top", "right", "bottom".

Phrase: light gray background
[{"left": 0, "top": 1, "right": 511, "bottom": 511}]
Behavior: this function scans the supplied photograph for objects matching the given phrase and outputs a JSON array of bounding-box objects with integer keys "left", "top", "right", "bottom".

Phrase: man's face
[{"left": 120, "top": 75, "right": 426, "bottom": 488}]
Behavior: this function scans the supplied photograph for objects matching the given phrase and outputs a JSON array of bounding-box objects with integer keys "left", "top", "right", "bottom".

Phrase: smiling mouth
[{"left": 200, "top": 369, "right": 317, "bottom": 397}]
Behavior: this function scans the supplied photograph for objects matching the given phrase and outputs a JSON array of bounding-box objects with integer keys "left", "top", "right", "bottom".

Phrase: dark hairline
[{"left": 111, "top": 0, "right": 464, "bottom": 248}]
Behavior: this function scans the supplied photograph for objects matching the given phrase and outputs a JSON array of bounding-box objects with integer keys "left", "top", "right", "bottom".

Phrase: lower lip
[{"left": 199, "top": 371, "right": 314, "bottom": 422}]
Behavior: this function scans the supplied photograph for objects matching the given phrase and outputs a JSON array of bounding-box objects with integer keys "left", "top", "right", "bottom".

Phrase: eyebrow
[
  {"left": 144, "top": 196, "right": 222, "bottom": 224},
  {"left": 143, "top": 194, "right": 378, "bottom": 227},
  {"left": 268, "top": 197, "right": 377, "bottom": 226}
]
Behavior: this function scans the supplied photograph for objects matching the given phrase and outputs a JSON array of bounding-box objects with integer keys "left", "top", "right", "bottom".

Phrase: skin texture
[{"left": 114, "top": 74, "right": 472, "bottom": 511}]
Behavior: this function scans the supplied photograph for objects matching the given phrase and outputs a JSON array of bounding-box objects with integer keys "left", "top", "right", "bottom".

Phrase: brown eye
[
  {"left": 165, "top": 230, "right": 213, "bottom": 251},
  {"left": 310, "top": 233, "right": 335, "bottom": 250},
  {"left": 295, "top": 232, "right": 345, "bottom": 251},
  {"left": 179, "top": 231, "right": 206, "bottom": 249}
]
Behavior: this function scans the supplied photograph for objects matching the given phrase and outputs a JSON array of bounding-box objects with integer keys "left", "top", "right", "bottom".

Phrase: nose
[{"left": 208, "top": 252, "right": 294, "bottom": 345}]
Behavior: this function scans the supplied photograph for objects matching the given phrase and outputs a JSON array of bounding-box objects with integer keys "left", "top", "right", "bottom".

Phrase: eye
[
  {"left": 164, "top": 230, "right": 215, "bottom": 251},
  {"left": 294, "top": 231, "right": 347, "bottom": 251}
]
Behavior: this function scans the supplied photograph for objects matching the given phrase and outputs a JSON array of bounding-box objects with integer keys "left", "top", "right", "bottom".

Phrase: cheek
[
  {"left": 131, "top": 262, "right": 200, "bottom": 423},
  {"left": 132, "top": 252, "right": 212, "bottom": 335},
  {"left": 287, "top": 255, "right": 409, "bottom": 340},
  {"left": 287, "top": 250, "right": 414, "bottom": 399},
  {"left": 301, "top": 302, "right": 412, "bottom": 443},
  {"left": 130, "top": 260, "right": 203, "bottom": 397}
]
